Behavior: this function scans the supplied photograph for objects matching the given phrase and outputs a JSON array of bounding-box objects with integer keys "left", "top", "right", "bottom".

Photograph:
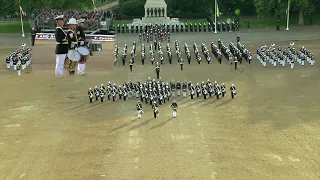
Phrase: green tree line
[{"left": 1, "top": 0, "right": 320, "bottom": 25}]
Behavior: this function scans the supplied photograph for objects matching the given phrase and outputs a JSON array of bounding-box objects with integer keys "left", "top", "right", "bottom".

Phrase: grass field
[{"left": 0, "top": 21, "right": 30, "bottom": 33}]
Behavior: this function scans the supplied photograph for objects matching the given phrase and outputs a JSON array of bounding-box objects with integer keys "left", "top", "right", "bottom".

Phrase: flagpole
[
  {"left": 19, "top": 8, "right": 25, "bottom": 37},
  {"left": 214, "top": 0, "right": 217, "bottom": 33},
  {"left": 286, "top": 0, "right": 290, "bottom": 31}
]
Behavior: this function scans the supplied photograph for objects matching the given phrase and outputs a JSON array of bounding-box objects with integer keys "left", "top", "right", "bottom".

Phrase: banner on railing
[{"left": 35, "top": 33, "right": 116, "bottom": 42}]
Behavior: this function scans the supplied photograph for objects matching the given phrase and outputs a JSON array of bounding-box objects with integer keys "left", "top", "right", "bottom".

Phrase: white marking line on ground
[
  {"left": 288, "top": 156, "right": 300, "bottom": 162},
  {"left": 263, "top": 154, "right": 283, "bottom": 161},
  {"left": 4, "top": 124, "right": 21, "bottom": 128},
  {"left": 19, "top": 173, "right": 26, "bottom": 178}
]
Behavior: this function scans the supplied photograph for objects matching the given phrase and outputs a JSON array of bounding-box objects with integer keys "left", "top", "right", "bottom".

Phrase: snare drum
[
  {"left": 78, "top": 47, "right": 90, "bottom": 56},
  {"left": 67, "top": 50, "right": 81, "bottom": 62},
  {"left": 64, "top": 57, "right": 78, "bottom": 71}
]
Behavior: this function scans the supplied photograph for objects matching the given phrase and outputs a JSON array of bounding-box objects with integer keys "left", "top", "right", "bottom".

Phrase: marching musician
[
  {"left": 88, "top": 88, "right": 94, "bottom": 103},
  {"left": 65, "top": 18, "right": 79, "bottom": 75},
  {"left": 221, "top": 83, "right": 226, "bottom": 97},
  {"left": 76, "top": 19, "right": 91, "bottom": 75},
  {"left": 136, "top": 101, "right": 143, "bottom": 119},
  {"left": 171, "top": 100, "right": 178, "bottom": 118},
  {"left": 151, "top": 101, "right": 159, "bottom": 118},
  {"left": 230, "top": 84, "right": 237, "bottom": 99},
  {"left": 94, "top": 86, "right": 100, "bottom": 101},
  {"left": 155, "top": 62, "right": 160, "bottom": 79},
  {"left": 54, "top": 15, "right": 68, "bottom": 76},
  {"left": 129, "top": 59, "right": 133, "bottom": 72},
  {"left": 182, "top": 81, "right": 187, "bottom": 97}
]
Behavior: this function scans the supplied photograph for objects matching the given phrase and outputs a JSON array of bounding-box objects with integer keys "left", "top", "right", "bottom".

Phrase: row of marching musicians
[
  {"left": 5, "top": 44, "right": 31, "bottom": 76},
  {"left": 257, "top": 42, "right": 315, "bottom": 68},
  {"left": 139, "top": 26, "right": 171, "bottom": 43},
  {"left": 87, "top": 78, "right": 237, "bottom": 103}
]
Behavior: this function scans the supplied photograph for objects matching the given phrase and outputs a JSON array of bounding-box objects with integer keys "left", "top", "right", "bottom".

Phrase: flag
[
  {"left": 18, "top": 0, "right": 26, "bottom": 17},
  {"left": 216, "top": 0, "right": 220, "bottom": 17}
]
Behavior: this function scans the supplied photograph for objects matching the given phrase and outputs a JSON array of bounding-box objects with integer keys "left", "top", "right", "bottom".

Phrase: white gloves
[
  {"left": 69, "top": 33, "right": 74, "bottom": 38},
  {"left": 70, "top": 44, "right": 75, "bottom": 49},
  {"left": 80, "top": 41, "right": 84, "bottom": 46}
]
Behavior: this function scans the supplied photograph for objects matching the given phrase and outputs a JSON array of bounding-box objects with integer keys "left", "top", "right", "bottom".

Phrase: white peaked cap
[
  {"left": 55, "top": 15, "right": 64, "bottom": 20},
  {"left": 77, "top": 19, "right": 85, "bottom": 23},
  {"left": 67, "top": 18, "right": 77, "bottom": 25}
]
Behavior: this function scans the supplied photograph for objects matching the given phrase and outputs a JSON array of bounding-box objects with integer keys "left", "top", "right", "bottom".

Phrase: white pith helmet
[{"left": 67, "top": 18, "right": 77, "bottom": 25}]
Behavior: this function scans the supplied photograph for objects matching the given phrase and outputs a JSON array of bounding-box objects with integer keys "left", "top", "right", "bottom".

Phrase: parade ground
[{"left": 0, "top": 28, "right": 320, "bottom": 180}]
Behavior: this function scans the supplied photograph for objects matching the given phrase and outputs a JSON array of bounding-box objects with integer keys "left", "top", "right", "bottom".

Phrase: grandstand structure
[{"left": 32, "top": 9, "right": 115, "bottom": 35}]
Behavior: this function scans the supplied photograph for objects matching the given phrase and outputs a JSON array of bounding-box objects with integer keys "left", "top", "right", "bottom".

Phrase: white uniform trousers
[
  {"left": 290, "top": 62, "right": 294, "bottom": 69},
  {"left": 55, "top": 54, "right": 66, "bottom": 76},
  {"left": 77, "top": 63, "right": 86, "bottom": 75},
  {"left": 177, "top": 89, "right": 181, "bottom": 96},
  {"left": 6, "top": 63, "right": 10, "bottom": 69},
  {"left": 137, "top": 110, "right": 142, "bottom": 118},
  {"left": 172, "top": 110, "right": 177, "bottom": 118},
  {"left": 183, "top": 91, "right": 187, "bottom": 97}
]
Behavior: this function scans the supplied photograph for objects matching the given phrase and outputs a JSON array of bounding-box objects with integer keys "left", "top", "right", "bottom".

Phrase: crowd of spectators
[{"left": 33, "top": 9, "right": 104, "bottom": 29}]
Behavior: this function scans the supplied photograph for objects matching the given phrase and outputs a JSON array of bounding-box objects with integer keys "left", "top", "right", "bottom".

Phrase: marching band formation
[
  {"left": 5, "top": 44, "right": 32, "bottom": 76},
  {"left": 113, "top": 37, "right": 252, "bottom": 71},
  {"left": 87, "top": 78, "right": 237, "bottom": 118},
  {"left": 116, "top": 21, "right": 240, "bottom": 34},
  {"left": 54, "top": 15, "right": 93, "bottom": 76},
  {"left": 257, "top": 42, "right": 315, "bottom": 68}
]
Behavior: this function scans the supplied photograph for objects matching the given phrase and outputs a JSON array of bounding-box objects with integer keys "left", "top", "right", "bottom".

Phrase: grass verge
[{"left": 0, "top": 21, "right": 31, "bottom": 33}]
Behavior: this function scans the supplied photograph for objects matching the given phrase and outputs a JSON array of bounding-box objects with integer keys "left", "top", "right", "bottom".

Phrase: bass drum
[
  {"left": 67, "top": 50, "right": 81, "bottom": 62},
  {"left": 78, "top": 47, "right": 90, "bottom": 56}
]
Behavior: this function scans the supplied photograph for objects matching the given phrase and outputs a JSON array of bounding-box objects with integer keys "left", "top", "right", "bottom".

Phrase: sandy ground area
[{"left": 0, "top": 28, "right": 320, "bottom": 180}]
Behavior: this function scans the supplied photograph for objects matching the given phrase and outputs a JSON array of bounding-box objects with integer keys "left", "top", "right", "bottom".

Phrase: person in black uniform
[
  {"left": 54, "top": 15, "right": 68, "bottom": 76},
  {"left": 155, "top": 62, "right": 160, "bottom": 79},
  {"left": 230, "top": 84, "right": 237, "bottom": 99},
  {"left": 237, "top": 35, "right": 240, "bottom": 43},
  {"left": 88, "top": 88, "right": 94, "bottom": 103},
  {"left": 129, "top": 59, "right": 133, "bottom": 71},
  {"left": 151, "top": 101, "right": 159, "bottom": 118},
  {"left": 76, "top": 19, "right": 92, "bottom": 75},
  {"left": 171, "top": 100, "right": 178, "bottom": 118},
  {"left": 65, "top": 18, "right": 79, "bottom": 76},
  {"left": 31, "top": 27, "right": 36, "bottom": 46},
  {"left": 136, "top": 101, "right": 143, "bottom": 119}
]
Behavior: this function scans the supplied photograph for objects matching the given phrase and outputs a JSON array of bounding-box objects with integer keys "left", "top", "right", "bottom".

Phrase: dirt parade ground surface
[{"left": 0, "top": 28, "right": 320, "bottom": 180}]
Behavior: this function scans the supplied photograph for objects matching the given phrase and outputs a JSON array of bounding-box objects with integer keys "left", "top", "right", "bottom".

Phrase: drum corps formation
[
  {"left": 113, "top": 36, "right": 252, "bottom": 71},
  {"left": 5, "top": 44, "right": 32, "bottom": 76},
  {"left": 116, "top": 21, "right": 240, "bottom": 34},
  {"left": 257, "top": 42, "right": 315, "bottom": 68},
  {"left": 87, "top": 78, "right": 237, "bottom": 118},
  {"left": 54, "top": 15, "right": 93, "bottom": 76}
]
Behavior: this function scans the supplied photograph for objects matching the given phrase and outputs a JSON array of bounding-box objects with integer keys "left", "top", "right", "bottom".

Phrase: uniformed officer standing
[
  {"left": 129, "top": 59, "right": 133, "bottom": 72},
  {"left": 31, "top": 27, "right": 36, "bottom": 46},
  {"left": 155, "top": 62, "right": 160, "bottom": 79},
  {"left": 180, "top": 58, "right": 184, "bottom": 70},
  {"left": 234, "top": 57, "right": 238, "bottom": 70},
  {"left": 54, "top": 15, "right": 68, "bottom": 76},
  {"left": 237, "top": 35, "right": 240, "bottom": 43}
]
